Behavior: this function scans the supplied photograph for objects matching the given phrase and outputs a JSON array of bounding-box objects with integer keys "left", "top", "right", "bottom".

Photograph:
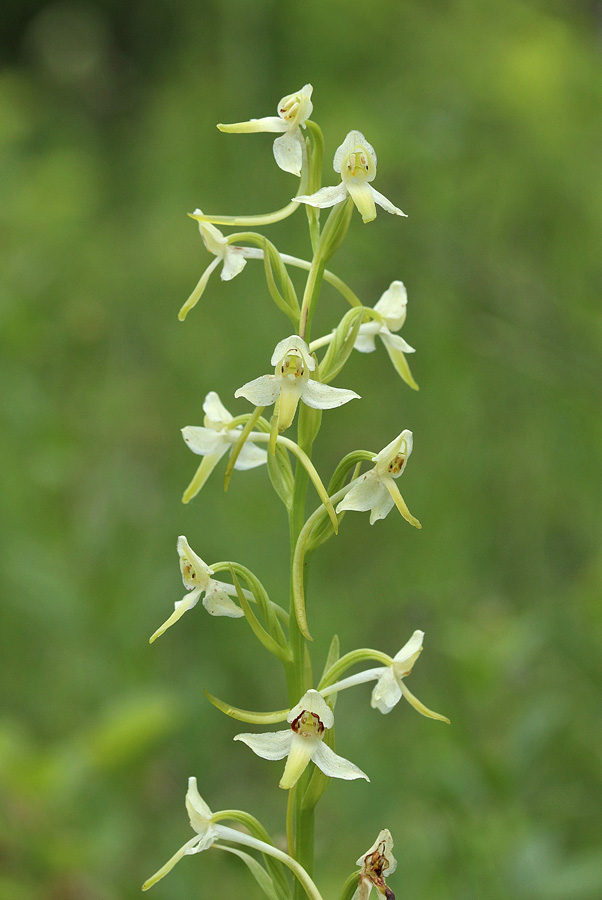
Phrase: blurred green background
[{"left": 1, "top": 1, "right": 602, "bottom": 898}]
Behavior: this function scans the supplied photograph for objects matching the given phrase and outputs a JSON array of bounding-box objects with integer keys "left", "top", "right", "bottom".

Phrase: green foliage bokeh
[{"left": 1, "top": 1, "right": 601, "bottom": 898}]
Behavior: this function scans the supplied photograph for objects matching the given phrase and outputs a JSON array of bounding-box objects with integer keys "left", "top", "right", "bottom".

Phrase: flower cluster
[{"left": 143, "top": 82, "right": 449, "bottom": 900}]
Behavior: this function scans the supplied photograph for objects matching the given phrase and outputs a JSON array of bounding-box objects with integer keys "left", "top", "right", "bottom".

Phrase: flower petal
[
  {"left": 371, "top": 188, "right": 406, "bottom": 217},
  {"left": 142, "top": 835, "right": 202, "bottom": 891},
  {"left": 295, "top": 183, "right": 348, "bottom": 209},
  {"left": 333, "top": 131, "right": 376, "bottom": 174},
  {"left": 185, "top": 776, "right": 215, "bottom": 835},
  {"left": 368, "top": 489, "right": 395, "bottom": 525},
  {"left": 235, "top": 375, "right": 281, "bottom": 407},
  {"left": 273, "top": 131, "right": 304, "bottom": 177},
  {"left": 279, "top": 733, "right": 319, "bottom": 790},
  {"left": 373, "top": 281, "right": 407, "bottom": 331},
  {"left": 234, "top": 729, "right": 293, "bottom": 760},
  {"left": 382, "top": 476, "right": 421, "bottom": 528},
  {"left": 203, "top": 391, "right": 233, "bottom": 426},
  {"left": 217, "top": 116, "right": 288, "bottom": 134},
  {"left": 301, "top": 379, "right": 360, "bottom": 410},
  {"left": 181, "top": 452, "right": 224, "bottom": 504},
  {"left": 336, "top": 472, "right": 383, "bottom": 515},
  {"left": 356, "top": 828, "right": 397, "bottom": 875},
  {"left": 182, "top": 426, "right": 229, "bottom": 457},
  {"left": 270, "top": 335, "right": 314, "bottom": 369},
  {"left": 179, "top": 257, "right": 221, "bottom": 321},
  {"left": 311, "top": 741, "right": 369, "bottom": 782},
  {"left": 202, "top": 580, "right": 245, "bottom": 618},
  {"left": 370, "top": 667, "right": 402, "bottom": 714},
  {"left": 393, "top": 630, "right": 424, "bottom": 673},
  {"left": 234, "top": 442, "right": 268, "bottom": 470},
  {"left": 347, "top": 181, "right": 377, "bottom": 223},
  {"left": 381, "top": 338, "right": 419, "bottom": 391},
  {"left": 288, "top": 689, "right": 334, "bottom": 728},
  {"left": 221, "top": 248, "right": 247, "bottom": 281},
  {"left": 149, "top": 589, "right": 201, "bottom": 643},
  {"left": 380, "top": 329, "right": 415, "bottom": 354},
  {"left": 177, "top": 536, "right": 214, "bottom": 589},
  {"left": 277, "top": 380, "right": 303, "bottom": 432}
]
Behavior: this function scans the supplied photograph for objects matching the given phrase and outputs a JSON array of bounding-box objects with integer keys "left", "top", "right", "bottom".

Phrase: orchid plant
[{"left": 144, "top": 84, "right": 449, "bottom": 899}]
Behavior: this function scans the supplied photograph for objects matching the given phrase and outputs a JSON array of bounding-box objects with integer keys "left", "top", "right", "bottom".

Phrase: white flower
[
  {"left": 142, "top": 777, "right": 291, "bottom": 891},
  {"left": 322, "top": 631, "right": 449, "bottom": 722},
  {"left": 354, "top": 282, "right": 418, "bottom": 390},
  {"left": 217, "top": 84, "right": 313, "bottom": 176},
  {"left": 234, "top": 689, "right": 369, "bottom": 790},
  {"left": 179, "top": 214, "right": 248, "bottom": 321},
  {"left": 296, "top": 131, "right": 406, "bottom": 223},
  {"left": 235, "top": 335, "right": 360, "bottom": 432},
  {"left": 352, "top": 829, "right": 397, "bottom": 900},
  {"left": 336, "top": 430, "right": 420, "bottom": 527},
  {"left": 181, "top": 391, "right": 267, "bottom": 503},
  {"left": 149, "top": 536, "right": 244, "bottom": 643}
]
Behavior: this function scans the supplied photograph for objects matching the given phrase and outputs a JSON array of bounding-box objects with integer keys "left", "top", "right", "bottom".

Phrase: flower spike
[
  {"left": 296, "top": 131, "right": 406, "bottom": 223},
  {"left": 218, "top": 84, "right": 313, "bottom": 176}
]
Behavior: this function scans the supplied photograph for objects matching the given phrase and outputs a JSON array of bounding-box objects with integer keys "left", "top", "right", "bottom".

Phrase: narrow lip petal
[
  {"left": 233, "top": 729, "right": 293, "bottom": 761},
  {"left": 217, "top": 116, "right": 288, "bottom": 134},
  {"left": 235, "top": 374, "right": 281, "bottom": 407},
  {"left": 149, "top": 588, "right": 202, "bottom": 643},
  {"left": 295, "top": 183, "right": 348, "bottom": 209},
  {"left": 382, "top": 476, "right": 421, "bottom": 528},
  {"left": 311, "top": 741, "right": 370, "bottom": 782},
  {"left": 279, "top": 732, "right": 319, "bottom": 789},
  {"left": 277, "top": 379, "right": 303, "bottom": 432},
  {"left": 346, "top": 181, "right": 377, "bottom": 223},
  {"left": 300, "top": 378, "right": 360, "bottom": 410},
  {"left": 288, "top": 689, "right": 334, "bottom": 728},
  {"left": 270, "top": 335, "right": 314, "bottom": 370},
  {"left": 142, "top": 834, "right": 202, "bottom": 890},
  {"left": 273, "top": 131, "right": 304, "bottom": 177}
]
